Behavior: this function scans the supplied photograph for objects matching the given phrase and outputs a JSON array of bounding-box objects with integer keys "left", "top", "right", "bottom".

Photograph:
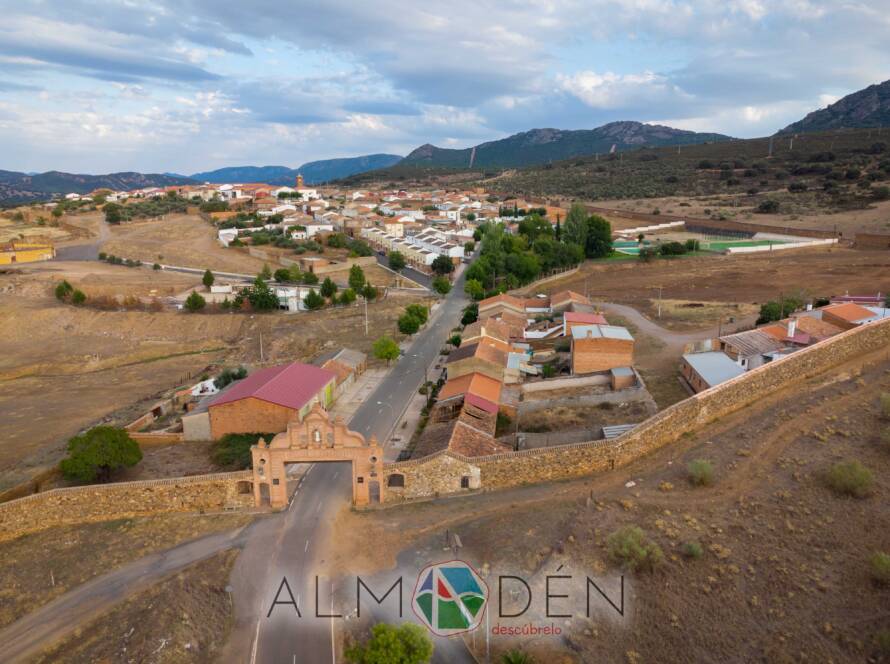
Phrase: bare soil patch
[{"left": 0, "top": 513, "right": 251, "bottom": 630}]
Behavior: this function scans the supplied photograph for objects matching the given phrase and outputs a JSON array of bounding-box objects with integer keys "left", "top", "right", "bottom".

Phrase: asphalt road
[
  {"left": 374, "top": 251, "right": 433, "bottom": 290},
  {"left": 235, "top": 264, "right": 474, "bottom": 664}
]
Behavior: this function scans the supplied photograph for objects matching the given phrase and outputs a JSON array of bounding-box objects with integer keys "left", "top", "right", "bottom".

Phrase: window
[
  {"left": 357, "top": 476, "right": 364, "bottom": 484},
  {"left": 387, "top": 473, "right": 405, "bottom": 488},
  {"left": 236, "top": 481, "right": 252, "bottom": 494},
  {"left": 272, "top": 478, "right": 280, "bottom": 485},
  {"left": 460, "top": 476, "right": 470, "bottom": 489}
]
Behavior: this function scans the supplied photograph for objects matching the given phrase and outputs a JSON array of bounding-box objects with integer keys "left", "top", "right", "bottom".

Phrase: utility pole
[
  {"left": 259, "top": 330, "right": 264, "bottom": 363},
  {"left": 364, "top": 296, "right": 369, "bottom": 336},
  {"left": 656, "top": 285, "right": 664, "bottom": 318}
]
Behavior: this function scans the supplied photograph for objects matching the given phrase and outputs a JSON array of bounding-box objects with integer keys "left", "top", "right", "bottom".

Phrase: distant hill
[
  {"left": 0, "top": 170, "right": 194, "bottom": 205},
  {"left": 779, "top": 79, "right": 890, "bottom": 134},
  {"left": 399, "top": 122, "right": 732, "bottom": 169},
  {"left": 190, "top": 153, "right": 402, "bottom": 185}
]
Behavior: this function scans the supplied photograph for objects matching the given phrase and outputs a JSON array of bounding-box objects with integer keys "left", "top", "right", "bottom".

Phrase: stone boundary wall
[
  {"left": 382, "top": 317, "right": 890, "bottom": 501},
  {"left": 130, "top": 432, "right": 185, "bottom": 446},
  {"left": 521, "top": 373, "right": 610, "bottom": 393},
  {"left": 0, "top": 471, "right": 253, "bottom": 543}
]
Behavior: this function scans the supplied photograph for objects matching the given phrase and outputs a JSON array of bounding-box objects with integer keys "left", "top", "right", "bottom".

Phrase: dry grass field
[
  {"left": 101, "top": 214, "right": 271, "bottom": 273},
  {"left": 0, "top": 513, "right": 252, "bottom": 630},
  {"left": 0, "top": 254, "right": 423, "bottom": 490},
  {"left": 332, "top": 348, "right": 890, "bottom": 663}
]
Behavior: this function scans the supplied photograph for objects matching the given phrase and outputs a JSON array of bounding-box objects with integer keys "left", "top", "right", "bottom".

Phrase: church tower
[{"left": 296, "top": 173, "right": 304, "bottom": 189}]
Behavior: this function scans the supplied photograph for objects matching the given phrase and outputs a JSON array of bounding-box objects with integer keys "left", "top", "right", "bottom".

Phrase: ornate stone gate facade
[{"left": 250, "top": 405, "right": 384, "bottom": 509}]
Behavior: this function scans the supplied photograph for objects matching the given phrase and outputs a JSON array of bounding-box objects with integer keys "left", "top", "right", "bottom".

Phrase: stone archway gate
[{"left": 251, "top": 405, "right": 384, "bottom": 509}]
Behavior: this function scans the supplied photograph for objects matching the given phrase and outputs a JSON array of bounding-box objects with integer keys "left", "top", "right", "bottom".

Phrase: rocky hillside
[
  {"left": 779, "top": 79, "right": 890, "bottom": 134},
  {"left": 400, "top": 122, "right": 732, "bottom": 169}
]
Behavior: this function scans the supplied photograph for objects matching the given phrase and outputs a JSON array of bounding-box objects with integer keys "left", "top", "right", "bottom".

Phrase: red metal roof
[{"left": 209, "top": 362, "right": 335, "bottom": 411}]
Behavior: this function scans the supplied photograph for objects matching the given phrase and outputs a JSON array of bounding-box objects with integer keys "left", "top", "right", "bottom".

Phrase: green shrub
[
  {"left": 213, "top": 432, "right": 274, "bottom": 470},
  {"left": 877, "top": 629, "right": 890, "bottom": 655},
  {"left": 214, "top": 366, "right": 248, "bottom": 390},
  {"left": 184, "top": 291, "right": 206, "bottom": 312},
  {"left": 607, "top": 525, "right": 663, "bottom": 572},
  {"left": 871, "top": 551, "right": 890, "bottom": 586},
  {"left": 688, "top": 459, "right": 714, "bottom": 487},
  {"left": 826, "top": 460, "right": 873, "bottom": 498},
  {"left": 71, "top": 289, "right": 86, "bottom": 305},
  {"left": 681, "top": 541, "right": 703, "bottom": 559},
  {"left": 501, "top": 651, "right": 534, "bottom": 664},
  {"left": 54, "top": 280, "right": 73, "bottom": 300},
  {"left": 60, "top": 426, "right": 142, "bottom": 483}
]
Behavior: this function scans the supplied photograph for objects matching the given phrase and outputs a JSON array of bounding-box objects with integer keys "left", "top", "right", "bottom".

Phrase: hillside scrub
[
  {"left": 825, "top": 460, "right": 874, "bottom": 498},
  {"left": 606, "top": 525, "right": 664, "bottom": 572}
]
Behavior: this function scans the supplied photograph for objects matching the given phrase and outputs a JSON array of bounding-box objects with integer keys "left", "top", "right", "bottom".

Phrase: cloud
[{"left": 2, "top": 0, "right": 890, "bottom": 171}]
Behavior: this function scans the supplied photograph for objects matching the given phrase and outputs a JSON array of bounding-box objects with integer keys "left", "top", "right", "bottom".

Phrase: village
[{"left": 1, "top": 171, "right": 889, "bottom": 664}]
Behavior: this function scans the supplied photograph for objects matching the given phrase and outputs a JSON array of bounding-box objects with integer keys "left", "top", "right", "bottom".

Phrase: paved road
[
  {"left": 374, "top": 252, "right": 433, "bottom": 290},
  {"left": 0, "top": 527, "right": 254, "bottom": 663},
  {"left": 227, "top": 265, "right": 473, "bottom": 664},
  {"left": 53, "top": 219, "right": 110, "bottom": 261}
]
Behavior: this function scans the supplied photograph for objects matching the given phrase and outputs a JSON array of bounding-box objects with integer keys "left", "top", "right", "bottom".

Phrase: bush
[
  {"left": 432, "top": 276, "right": 451, "bottom": 295},
  {"left": 71, "top": 289, "right": 86, "bottom": 305},
  {"left": 659, "top": 241, "right": 687, "bottom": 256},
  {"left": 688, "top": 459, "right": 714, "bottom": 486},
  {"left": 826, "top": 460, "right": 873, "bottom": 498},
  {"left": 461, "top": 303, "right": 478, "bottom": 325},
  {"left": 757, "top": 199, "right": 780, "bottom": 214},
  {"left": 405, "top": 303, "right": 428, "bottom": 325},
  {"left": 880, "top": 392, "right": 890, "bottom": 419},
  {"left": 871, "top": 551, "right": 890, "bottom": 586},
  {"left": 153, "top": 263, "right": 161, "bottom": 270},
  {"left": 681, "top": 541, "right": 704, "bottom": 559},
  {"left": 54, "top": 280, "right": 73, "bottom": 300},
  {"left": 60, "top": 426, "right": 142, "bottom": 483},
  {"left": 372, "top": 335, "right": 400, "bottom": 362},
  {"left": 607, "top": 526, "right": 663, "bottom": 572},
  {"left": 213, "top": 432, "right": 273, "bottom": 470},
  {"left": 398, "top": 312, "right": 421, "bottom": 335}
]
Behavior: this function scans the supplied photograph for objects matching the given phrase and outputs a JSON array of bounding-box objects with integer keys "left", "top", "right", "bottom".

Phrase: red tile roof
[
  {"left": 209, "top": 362, "right": 335, "bottom": 411},
  {"left": 564, "top": 311, "right": 608, "bottom": 326}
]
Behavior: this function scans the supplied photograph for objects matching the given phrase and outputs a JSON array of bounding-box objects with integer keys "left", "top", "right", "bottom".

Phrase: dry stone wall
[
  {"left": 0, "top": 471, "right": 253, "bottom": 543},
  {"left": 383, "top": 317, "right": 890, "bottom": 502}
]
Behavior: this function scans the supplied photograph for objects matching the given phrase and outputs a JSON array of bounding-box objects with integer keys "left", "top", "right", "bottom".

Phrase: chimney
[
  {"left": 806, "top": 303, "right": 813, "bottom": 311},
  {"left": 787, "top": 319, "right": 797, "bottom": 337}
]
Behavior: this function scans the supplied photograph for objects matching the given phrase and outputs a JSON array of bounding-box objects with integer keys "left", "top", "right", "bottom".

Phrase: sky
[{"left": 1, "top": 1, "right": 889, "bottom": 174}]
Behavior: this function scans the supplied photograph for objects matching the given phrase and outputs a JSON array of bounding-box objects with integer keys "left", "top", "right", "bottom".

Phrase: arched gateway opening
[{"left": 250, "top": 405, "right": 384, "bottom": 509}]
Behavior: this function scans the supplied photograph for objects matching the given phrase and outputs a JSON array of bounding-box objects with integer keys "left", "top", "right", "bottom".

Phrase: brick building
[
  {"left": 570, "top": 324, "right": 635, "bottom": 374},
  {"left": 208, "top": 362, "right": 336, "bottom": 439}
]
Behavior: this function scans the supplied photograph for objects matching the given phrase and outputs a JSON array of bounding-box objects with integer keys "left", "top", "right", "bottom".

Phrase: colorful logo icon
[{"left": 411, "top": 560, "right": 488, "bottom": 636}]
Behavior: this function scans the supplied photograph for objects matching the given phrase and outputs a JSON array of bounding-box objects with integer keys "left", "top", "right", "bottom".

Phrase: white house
[
  {"left": 305, "top": 222, "right": 334, "bottom": 238},
  {"left": 218, "top": 228, "right": 239, "bottom": 247}
]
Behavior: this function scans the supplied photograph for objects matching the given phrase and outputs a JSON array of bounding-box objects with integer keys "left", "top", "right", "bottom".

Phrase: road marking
[
  {"left": 304, "top": 539, "right": 310, "bottom": 553},
  {"left": 330, "top": 582, "right": 336, "bottom": 664},
  {"left": 316, "top": 501, "right": 322, "bottom": 514},
  {"left": 333, "top": 471, "right": 339, "bottom": 479},
  {"left": 249, "top": 619, "right": 260, "bottom": 664}
]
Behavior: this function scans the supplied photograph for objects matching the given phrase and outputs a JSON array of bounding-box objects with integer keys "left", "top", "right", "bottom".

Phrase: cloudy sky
[{"left": 1, "top": 1, "right": 889, "bottom": 174}]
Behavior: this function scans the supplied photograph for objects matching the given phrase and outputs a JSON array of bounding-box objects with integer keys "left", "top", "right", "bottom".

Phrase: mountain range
[
  {"left": 188, "top": 153, "right": 402, "bottom": 185},
  {"left": 779, "top": 79, "right": 890, "bottom": 134},
  {"left": 399, "top": 122, "right": 733, "bottom": 169},
  {"left": 0, "top": 170, "right": 192, "bottom": 205}
]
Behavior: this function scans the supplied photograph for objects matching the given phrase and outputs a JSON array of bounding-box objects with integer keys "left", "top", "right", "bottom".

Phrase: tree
[
  {"left": 464, "top": 278, "right": 484, "bottom": 301},
  {"left": 60, "top": 426, "right": 142, "bottom": 483},
  {"left": 274, "top": 268, "right": 291, "bottom": 283},
  {"left": 71, "top": 289, "right": 87, "bottom": 305},
  {"left": 448, "top": 333, "right": 462, "bottom": 347},
  {"left": 104, "top": 202, "right": 123, "bottom": 224},
  {"left": 432, "top": 276, "right": 451, "bottom": 295},
  {"left": 464, "top": 241, "right": 475, "bottom": 253},
  {"left": 584, "top": 214, "right": 612, "bottom": 258},
  {"left": 55, "top": 280, "right": 73, "bottom": 300},
  {"left": 517, "top": 213, "right": 552, "bottom": 243},
  {"left": 202, "top": 269, "right": 215, "bottom": 290},
  {"left": 302, "top": 271, "right": 319, "bottom": 285},
  {"left": 259, "top": 263, "right": 272, "bottom": 280},
  {"left": 372, "top": 335, "right": 400, "bottom": 363},
  {"left": 461, "top": 303, "right": 478, "bottom": 325},
  {"left": 431, "top": 255, "right": 454, "bottom": 275},
  {"left": 303, "top": 288, "right": 325, "bottom": 310},
  {"left": 185, "top": 291, "right": 206, "bottom": 312},
  {"left": 389, "top": 251, "right": 406, "bottom": 272},
  {"left": 320, "top": 277, "right": 338, "bottom": 299},
  {"left": 345, "top": 623, "right": 433, "bottom": 664},
  {"left": 562, "top": 203, "right": 588, "bottom": 247},
  {"left": 247, "top": 277, "right": 279, "bottom": 310},
  {"left": 348, "top": 264, "right": 366, "bottom": 291},
  {"left": 362, "top": 283, "right": 378, "bottom": 300},
  {"left": 398, "top": 312, "right": 421, "bottom": 335},
  {"left": 405, "top": 303, "right": 429, "bottom": 325},
  {"left": 466, "top": 212, "right": 476, "bottom": 221}
]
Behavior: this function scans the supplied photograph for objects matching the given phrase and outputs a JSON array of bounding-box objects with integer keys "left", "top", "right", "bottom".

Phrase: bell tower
[{"left": 296, "top": 173, "right": 304, "bottom": 189}]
